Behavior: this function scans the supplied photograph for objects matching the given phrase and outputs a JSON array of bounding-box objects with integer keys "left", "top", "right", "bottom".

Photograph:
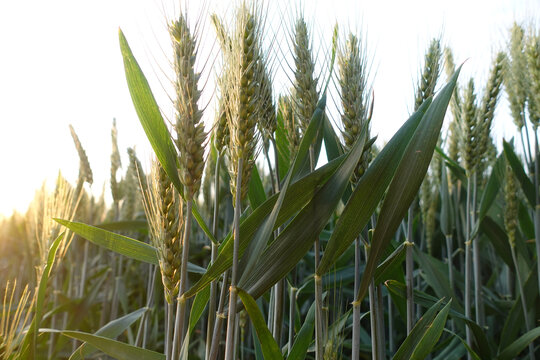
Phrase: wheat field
[{"left": 1, "top": 2, "right": 540, "bottom": 359}]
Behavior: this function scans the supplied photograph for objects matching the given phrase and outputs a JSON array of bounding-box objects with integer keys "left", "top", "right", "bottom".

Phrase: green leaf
[
  {"left": 61, "top": 330, "right": 163, "bottom": 360},
  {"left": 413, "top": 247, "right": 463, "bottom": 312},
  {"left": 118, "top": 28, "right": 215, "bottom": 245},
  {"left": 374, "top": 243, "right": 407, "bottom": 286},
  {"left": 385, "top": 280, "right": 491, "bottom": 359},
  {"left": 97, "top": 220, "right": 149, "bottom": 233},
  {"left": 480, "top": 217, "right": 513, "bottom": 268},
  {"left": 70, "top": 308, "right": 147, "bottom": 360},
  {"left": 503, "top": 140, "right": 535, "bottom": 207},
  {"left": 188, "top": 285, "right": 210, "bottom": 334},
  {"left": 286, "top": 302, "right": 315, "bottom": 360},
  {"left": 477, "top": 152, "right": 505, "bottom": 220},
  {"left": 241, "top": 108, "right": 369, "bottom": 299},
  {"left": 237, "top": 288, "right": 283, "bottom": 360},
  {"left": 248, "top": 165, "right": 267, "bottom": 210},
  {"left": 357, "top": 67, "right": 461, "bottom": 302},
  {"left": 498, "top": 326, "right": 540, "bottom": 360},
  {"left": 410, "top": 300, "right": 452, "bottom": 359},
  {"left": 392, "top": 299, "right": 444, "bottom": 360},
  {"left": 239, "top": 96, "right": 327, "bottom": 286},
  {"left": 435, "top": 146, "right": 467, "bottom": 184},
  {"left": 440, "top": 162, "right": 454, "bottom": 236},
  {"left": 54, "top": 219, "right": 205, "bottom": 274},
  {"left": 185, "top": 154, "right": 344, "bottom": 298},
  {"left": 317, "top": 98, "right": 432, "bottom": 276}
]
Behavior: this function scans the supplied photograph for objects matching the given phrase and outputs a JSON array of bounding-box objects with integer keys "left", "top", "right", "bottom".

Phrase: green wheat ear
[
  {"left": 170, "top": 14, "right": 207, "bottom": 199},
  {"left": 292, "top": 16, "right": 319, "bottom": 134},
  {"left": 224, "top": 4, "right": 264, "bottom": 203}
]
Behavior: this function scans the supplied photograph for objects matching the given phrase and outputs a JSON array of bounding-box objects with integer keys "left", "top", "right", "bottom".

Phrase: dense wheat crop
[{"left": 1, "top": 2, "right": 540, "bottom": 359}]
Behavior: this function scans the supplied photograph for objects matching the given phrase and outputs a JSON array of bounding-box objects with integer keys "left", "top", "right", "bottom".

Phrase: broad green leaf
[
  {"left": 241, "top": 109, "right": 368, "bottom": 299},
  {"left": 413, "top": 247, "right": 463, "bottom": 313},
  {"left": 440, "top": 163, "right": 454, "bottom": 236},
  {"left": 410, "top": 300, "right": 452, "bottom": 359},
  {"left": 323, "top": 112, "right": 343, "bottom": 162},
  {"left": 357, "top": 67, "right": 461, "bottom": 302},
  {"left": 442, "top": 330, "right": 481, "bottom": 360},
  {"left": 392, "top": 299, "right": 444, "bottom": 360},
  {"left": 317, "top": 98, "right": 432, "bottom": 276},
  {"left": 61, "top": 330, "right": 163, "bottom": 360},
  {"left": 118, "top": 29, "right": 216, "bottom": 244},
  {"left": 385, "top": 280, "right": 491, "bottom": 359},
  {"left": 498, "top": 326, "right": 540, "bottom": 360},
  {"left": 435, "top": 146, "right": 467, "bottom": 184},
  {"left": 374, "top": 242, "right": 406, "bottom": 286},
  {"left": 185, "top": 153, "right": 344, "bottom": 298},
  {"left": 287, "top": 302, "right": 315, "bottom": 360},
  {"left": 275, "top": 106, "right": 291, "bottom": 180},
  {"left": 477, "top": 152, "right": 505, "bottom": 220},
  {"left": 503, "top": 140, "right": 535, "bottom": 207},
  {"left": 70, "top": 308, "right": 147, "bottom": 360},
  {"left": 97, "top": 220, "right": 148, "bottom": 233},
  {"left": 248, "top": 165, "right": 267, "bottom": 210},
  {"left": 480, "top": 217, "right": 513, "bottom": 268},
  {"left": 239, "top": 96, "right": 327, "bottom": 286},
  {"left": 54, "top": 219, "right": 205, "bottom": 274},
  {"left": 238, "top": 288, "right": 283, "bottom": 360},
  {"left": 188, "top": 285, "right": 210, "bottom": 334}
]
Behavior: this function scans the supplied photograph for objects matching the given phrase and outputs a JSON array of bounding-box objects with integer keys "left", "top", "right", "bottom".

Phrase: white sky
[{"left": 0, "top": 0, "right": 539, "bottom": 217}]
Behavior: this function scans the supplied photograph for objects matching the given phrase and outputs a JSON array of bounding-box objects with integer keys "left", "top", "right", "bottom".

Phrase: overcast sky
[{"left": 1, "top": 0, "right": 539, "bottom": 216}]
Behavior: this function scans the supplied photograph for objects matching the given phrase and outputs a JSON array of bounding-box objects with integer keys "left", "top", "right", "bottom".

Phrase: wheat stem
[
  {"left": 225, "top": 157, "right": 243, "bottom": 360},
  {"left": 206, "top": 153, "right": 221, "bottom": 359},
  {"left": 172, "top": 199, "right": 192, "bottom": 360}
]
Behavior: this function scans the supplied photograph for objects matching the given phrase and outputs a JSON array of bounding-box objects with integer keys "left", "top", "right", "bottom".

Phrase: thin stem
[
  {"left": 272, "top": 280, "right": 284, "bottom": 345},
  {"left": 172, "top": 199, "right": 192, "bottom": 360},
  {"left": 166, "top": 301, "right": 174, "bottom": 360},
  {"left": 288, "top": 286, "right": 297, "bottom": 355},
  {"left": 472, "top": 175, "right": 484, "bottom": 327},
  {"left": 206, "top": 154, "right": 221, "bottom": 359},
  {"left": 352, "top": 237, "right": 361, "bottom": 359},
  {"left": 534, "top": 132, "right": 540, "bottom": 293},
  {"left": 406, "top": 206, "right": 414, "bottom": 334},
  {"left": 208, "top": 270, "right": 229, "bottom": 360},
  {"left": 464, "top": 175, "right": 473, "bottom": 360},
  {"left": 224, "top": 158, "right": 243, "bottom": 360},
  {"left": 388, "top": 293, "right": 394, "bottom": 354},
  {"left": 376, "top": 285, "right": 385, "bottom": 360},
  {"left": 446, "top": 235, "right": 455, "bottom": 331}
]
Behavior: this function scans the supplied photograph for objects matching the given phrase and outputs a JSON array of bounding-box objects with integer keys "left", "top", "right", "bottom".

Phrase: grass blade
[
  {"left": 238, "top": 288, "right": 283, "bottom": 360},
  {"left": 118, "top": 28, "right": 215, "bottom": 244},
  {"left": 69, "top": 308, "right": 147, "bottom": 360},
  {"left": 357, "top": 66, "right": 461, "bottom": 303}
]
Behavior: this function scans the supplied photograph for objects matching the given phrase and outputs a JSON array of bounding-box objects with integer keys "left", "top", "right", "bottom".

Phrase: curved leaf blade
[
  {"left": 238, "top": 288, "right": 283, "bottom": 360},
  {"left": 118, "top": 28, "right": 215, "bottom": 244},
  {"left": 54, "top": 219, "right": 205, "bottom": 274},
  {"left": 317, "top": 98, "right": 432, "bottom": 276},
  {"left": 69, "top": 308, "right": 147, "bottom": 360},
  {"left": 357, "top": 67, "right": 461, "bottom": 302}
]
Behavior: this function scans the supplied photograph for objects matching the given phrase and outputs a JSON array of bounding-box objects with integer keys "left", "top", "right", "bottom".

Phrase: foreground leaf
[
  {"left": 118, "top": 28, "right": 215, "bottom": 244},
  {"left": 70, "top": 308, "right": 147, "bottom": 360},
  {"left": 54, "top": 220, "right": 205, "bottom": 274},
  {"left": 238, "top": 288, "right": 283, "bottom": 360},
  {"left": 357, "top": 67, "right": 460, "bottom": 302},
  {"left": 317, "top": 98, "right": 432, "bottom": 276}
]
